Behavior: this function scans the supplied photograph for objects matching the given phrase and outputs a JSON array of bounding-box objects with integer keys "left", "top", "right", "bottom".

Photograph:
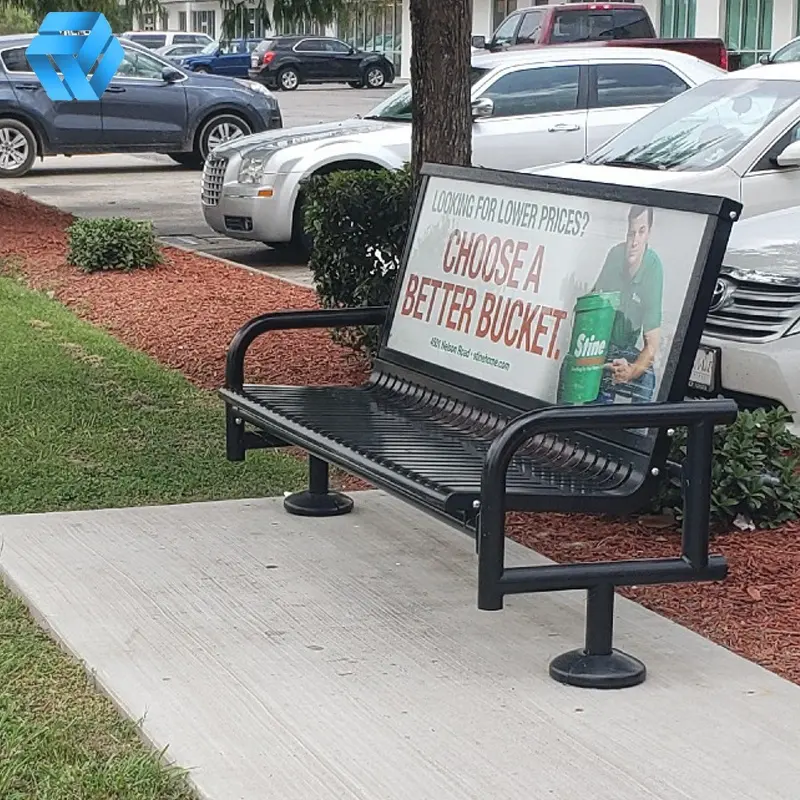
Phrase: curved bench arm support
[
  {"left": 225, "top": 306, "right": 389, "bottom": 391},
  {"left": 478, "top": 399, "right": 738, "bottom": 611}
]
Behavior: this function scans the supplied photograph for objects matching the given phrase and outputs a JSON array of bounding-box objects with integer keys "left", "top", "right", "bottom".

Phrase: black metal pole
[
  {"left": 308, "top": 455, "right": 329, "bottom": 495},
  {"left": 225, "top": 407, "right": 245, "bottom": 462},
  {"left": 477, "top": 456, "right": 507, "bottom": 611},
  {"left": 682, "top": 421, "right": 714, "bottom": 569},
  {"left": 584, "top": 584, "right": 614, "bottom": 656}
]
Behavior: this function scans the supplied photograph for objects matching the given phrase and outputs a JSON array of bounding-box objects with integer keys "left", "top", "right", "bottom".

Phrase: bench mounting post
[
  {"left": 284, "top": 455, "right": 354, "bottom": 517},
  {"left": 548, "top": 583, "right": 646, "bottom": 689}
]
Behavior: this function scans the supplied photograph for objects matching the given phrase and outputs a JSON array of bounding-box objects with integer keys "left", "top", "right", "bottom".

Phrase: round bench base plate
[
  {"left": 549, "top": 648, "right": 646, "bottom": 689},
  {"left": 283, "top": 490, "right": 354, "bottom": 517}
]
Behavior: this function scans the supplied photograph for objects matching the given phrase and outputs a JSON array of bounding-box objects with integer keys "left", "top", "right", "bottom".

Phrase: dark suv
[
  {"left": 0, "top": 34, "right": 282, "bottom": 178},
  {"left": 249, "top": 35, "right": 395, "bottom": 91}
]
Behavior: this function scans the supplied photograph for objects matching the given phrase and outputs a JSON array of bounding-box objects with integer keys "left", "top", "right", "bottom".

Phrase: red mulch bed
[
  {"left": 0, "top": 191, "right": 368, "bottom": 390},
  {"left": 3, "top": 188, "right": 799, "bottom": 684}
]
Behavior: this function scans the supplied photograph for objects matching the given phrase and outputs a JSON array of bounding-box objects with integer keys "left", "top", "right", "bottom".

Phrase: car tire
[
  {"left": 194, "top": 66, "right": 211, "bottom": 74},
  {"left": 278, "top": 67, "right": 300, "bottom": 91},
  {"left": 0, "top": 118, "right": 37, "bottom": 179},
  {"left": 292, "top": 163, "right": 383, "bottom": 261},
  {"left": 290, "top": 192, "right": 313, "bottom": 261},
  {"left": 348, "top": 80, "right": 363, "bottom": 89},
  {"left": 364, "top": 65, "right": 387, "bottom": 89},
  {"left": 197, "top": 114, "right": 253, "bottom": 163}
]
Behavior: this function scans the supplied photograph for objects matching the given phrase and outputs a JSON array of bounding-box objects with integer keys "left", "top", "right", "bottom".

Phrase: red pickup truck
[{"left": 472, "top": 3, "right": 737, "bottom": 71}]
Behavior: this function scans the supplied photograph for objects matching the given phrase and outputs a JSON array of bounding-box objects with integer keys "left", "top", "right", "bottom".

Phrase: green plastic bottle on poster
[{"left": 558, "top": 291, "right": 621, "bottom": 405}]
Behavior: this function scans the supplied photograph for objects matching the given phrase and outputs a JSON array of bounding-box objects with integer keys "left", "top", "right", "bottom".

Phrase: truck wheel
[
  {"left": 0, "top": 118, "right": 37, "bottom": 179},
  {"left": 278, "top": 67, "right": 300, "bottom": 91}
]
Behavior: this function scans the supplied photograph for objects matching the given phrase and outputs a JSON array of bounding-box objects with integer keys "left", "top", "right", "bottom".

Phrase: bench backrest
[{"left": 375, "top": 163, "right": 741, "bottom": 462}]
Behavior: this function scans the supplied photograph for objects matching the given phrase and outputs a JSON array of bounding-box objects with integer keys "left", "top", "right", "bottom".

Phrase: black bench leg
[
  {"left": 548, "top": 583, "right": 646, "bottom": 690},
  {"left": 226, "top": 407, "right": 245, "bottom": 462},
  {"left": 284, "top": 455, "right": 354, "bottom": 517}
]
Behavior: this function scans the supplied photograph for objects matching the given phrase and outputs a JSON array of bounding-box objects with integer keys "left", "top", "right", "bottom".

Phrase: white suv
[
  {"left": 200, "top": 46, "right": 723, "bottom": 254},
  {"left": 121, "top": 31, "right": 214, "bottom": 50},
  {"left": 691, "top": 206, "right": 800, "bottom": 432}
]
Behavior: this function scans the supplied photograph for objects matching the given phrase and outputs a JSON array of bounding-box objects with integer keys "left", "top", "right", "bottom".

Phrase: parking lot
[{"left": 2, "top": 84, "right": 396, "bottom": 284}]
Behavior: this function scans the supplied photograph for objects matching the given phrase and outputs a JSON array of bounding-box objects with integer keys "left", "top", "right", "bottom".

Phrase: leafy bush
[
  {"left": 303, "top": 164, "right": 413, "bottom": 355},
  {"left": 67, "top": 217, "right": 162, "bottom": 273},
  {"left": 654, "top": 407, "right": 800, "bottom": 529}
]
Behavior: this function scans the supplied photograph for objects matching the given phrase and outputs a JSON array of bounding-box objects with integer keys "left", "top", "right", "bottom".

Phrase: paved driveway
[{"left": 2, "top": 84, "right": 398, "bottom": 285}]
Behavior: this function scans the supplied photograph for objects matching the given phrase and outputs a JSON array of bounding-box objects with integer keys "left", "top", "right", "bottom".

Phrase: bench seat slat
[{"left": 224, "top": 380, "right": 642, "bottom": 518}]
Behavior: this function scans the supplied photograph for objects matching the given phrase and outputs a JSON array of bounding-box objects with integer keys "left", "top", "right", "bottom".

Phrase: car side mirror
[
  {"left": 471, "top": 35, "right": 487, "bottom": 49},
  {"left": 349, "top": 46, "right": 356, "bottom": 54},
  {"left": 759, "top": 54, "right": 771, "bottom": 64},
  {"left": 162, "top": 66, "right": 183, "bottom": 83},
  {"left": 471, "top": 97, "right": 494, "bottom": 120},
  {"left": 775, "top": 139, "right": 800, "bottom": 167}
]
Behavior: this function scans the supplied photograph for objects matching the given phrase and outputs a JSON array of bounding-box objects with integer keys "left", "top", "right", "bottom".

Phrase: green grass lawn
[
  {"left": 0, "top": 275, "right": 307, "bottom": 798},
  {"left": 0, "top": 276, "right": 305, "bottom": 514},
  {"left": 0, "top": 591, "right": 195, "bottom": 800}
]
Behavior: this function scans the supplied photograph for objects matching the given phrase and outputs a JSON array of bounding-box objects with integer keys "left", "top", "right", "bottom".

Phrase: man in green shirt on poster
[{"left": 591, "top": 205, "right": 664, "bottom": 404}]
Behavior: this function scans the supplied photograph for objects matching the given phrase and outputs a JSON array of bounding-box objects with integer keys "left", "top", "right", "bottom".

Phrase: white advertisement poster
[{"left": 385, "top": 175, "right": 710, "bottom": 410}]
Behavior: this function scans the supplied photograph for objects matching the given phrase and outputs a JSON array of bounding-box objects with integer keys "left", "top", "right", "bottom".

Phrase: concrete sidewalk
[{"left": 1, "top": 491, "right": 798, "bottom": 799}]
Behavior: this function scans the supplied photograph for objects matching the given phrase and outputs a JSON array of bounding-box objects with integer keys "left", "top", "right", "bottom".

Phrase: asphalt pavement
[{"left": 2, "top": 84, "right": 397, "bottom": 286}]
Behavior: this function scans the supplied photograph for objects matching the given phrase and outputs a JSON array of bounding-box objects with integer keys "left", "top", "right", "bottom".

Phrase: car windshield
[
  {"left": 586, "top": 78, "right": 800, "bottom": 172},
  {"left": 364, "top": 67, "right": 490, "bottom": 121},
  {"left": 772, "top": 38, "right": 800, "bottom": 63},
  {"left": 201, "top": 40, "right": 219, "bottom": 54}
]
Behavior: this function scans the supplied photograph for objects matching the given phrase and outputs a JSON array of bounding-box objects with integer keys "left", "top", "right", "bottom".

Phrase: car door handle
[
  {"left": 16, "top": 83, "right": 40, "bottom": 91},
  {"left": 104, "top": 86, "right": 126, "bottom": 93},
  {"left": 548, "top": 123, "right": 580, "bottom": 133}
]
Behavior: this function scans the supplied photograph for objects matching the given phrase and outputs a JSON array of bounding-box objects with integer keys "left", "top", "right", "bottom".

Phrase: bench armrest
[
  {"left": 225, "top": 306, "right": 388, "bottom": 391},
  {"left": 478, "top": 399, "right": 739, "bottom": 611},
  {"left": 483, "top": 400, "right": 737, "bottom": 480}
]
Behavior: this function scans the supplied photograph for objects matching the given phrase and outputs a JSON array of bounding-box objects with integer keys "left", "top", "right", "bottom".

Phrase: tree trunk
[{"left": 409, "top": 0, "right": 472, "bottom": 186}]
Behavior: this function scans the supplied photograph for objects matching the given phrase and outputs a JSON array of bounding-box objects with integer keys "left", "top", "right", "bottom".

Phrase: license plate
[
  {"left": 251, "top": 57, "right": 258, "bottom": 67},
  {"left": 689, "top": 345, "right": 719, "bottom": 392}
]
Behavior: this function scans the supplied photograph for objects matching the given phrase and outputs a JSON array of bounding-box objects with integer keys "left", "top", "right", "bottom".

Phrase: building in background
[{"left": 136, "top": 0, "right": 800, "bottom": 78}]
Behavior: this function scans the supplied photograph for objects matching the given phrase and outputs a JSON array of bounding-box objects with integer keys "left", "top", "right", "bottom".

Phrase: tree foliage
[
  {"left": 0, "top": 5, "right": 35, "bottom": 33},
  {"left": 0, "top": 0, "right": 156, "bottom": 32},
  {"left": 220, "top": 0, "right": 376, "bottom": 38}
]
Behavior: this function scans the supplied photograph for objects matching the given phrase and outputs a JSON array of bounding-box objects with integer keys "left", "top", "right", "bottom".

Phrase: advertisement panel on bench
[{"left": 385, "top": 175, "right": 710, "bottom": 423}]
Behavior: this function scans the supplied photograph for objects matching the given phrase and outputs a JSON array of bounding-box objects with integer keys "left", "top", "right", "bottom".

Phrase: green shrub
[
  {"left": 303, "top": 164, "right": 413, "bottom": 355},
  {"left": 67, "top": 217, "right": 162, "bottom": 273},
  {"left": 654, "top": 407, "right": 800, "bottom": 529}
]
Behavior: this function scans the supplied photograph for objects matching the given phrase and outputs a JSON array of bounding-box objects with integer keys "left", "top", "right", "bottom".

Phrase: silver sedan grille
[{"left": 201, "top": 156, "right": 228, "bottom": 206}]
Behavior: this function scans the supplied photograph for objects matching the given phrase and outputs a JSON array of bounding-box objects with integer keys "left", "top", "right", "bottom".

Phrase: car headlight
[
  {"left": 238, "top": 151, "right": 280, "bottom": 183},
  {"left": 237, "top": 140, "right": 295, "bottom": 182},
  {"left": 235, "top": 78, "right": 273, "bottom": 99}
]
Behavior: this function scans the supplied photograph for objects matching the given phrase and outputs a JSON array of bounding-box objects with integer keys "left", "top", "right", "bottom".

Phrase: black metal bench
[{"left": 220, "top": 164, "right": 742, "bottom": 689}]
